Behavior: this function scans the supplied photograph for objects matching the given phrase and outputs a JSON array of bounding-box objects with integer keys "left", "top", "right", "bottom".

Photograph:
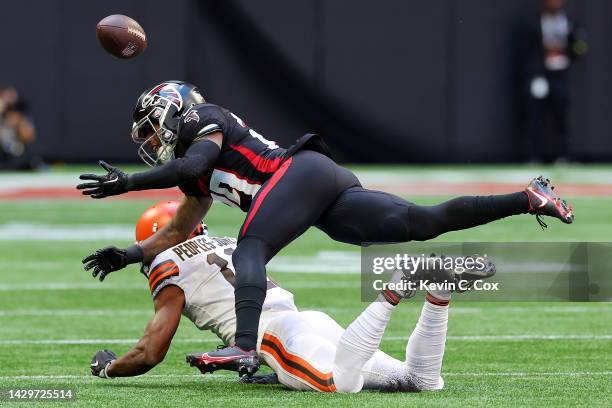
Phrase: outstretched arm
[
  {"left": 127, "top": 136, "right": 221, "bottom": 191},
  {"left": 83, "top": 194, "right": 212, "bottom": 280},
  {"left": 139, "top": 194, "right": 213, "bottom": 264},
  {"left": 77, "top": 132, "right": 222, "bottom": 198},
  {"left": 91, "top": 285, "right": 185, "bottom": 378}
]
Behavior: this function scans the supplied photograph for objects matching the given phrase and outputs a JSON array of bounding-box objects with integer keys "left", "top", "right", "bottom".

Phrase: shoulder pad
[{"left": 178, "top": 104, "right": 227, "bottom": 145}]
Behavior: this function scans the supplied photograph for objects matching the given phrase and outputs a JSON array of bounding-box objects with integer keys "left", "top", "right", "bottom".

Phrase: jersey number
[
  {"left": 231, "top": 112, "right": 279, "bottom": 149},
  {"left": 207, "top": 249, "right": 235, "bottom": 286},
  {"left": 249, "top": 129, "right": 279, "bottom": 150},
  {"left": 209, "top": 169, "right": 261, "bottom": 208}
]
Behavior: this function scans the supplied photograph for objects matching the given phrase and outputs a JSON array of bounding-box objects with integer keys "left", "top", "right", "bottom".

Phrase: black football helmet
[{"left": 131, "top": 81, "right": 205, "bottom": 166}]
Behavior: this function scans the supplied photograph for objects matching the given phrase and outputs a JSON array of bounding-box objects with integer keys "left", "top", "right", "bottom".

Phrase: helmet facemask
[
  {"left": 131, "top": 97, "right": 178, "bottom": 167},
  {"left": 132, "top": 81, "right": 205, "bottom": 166}
]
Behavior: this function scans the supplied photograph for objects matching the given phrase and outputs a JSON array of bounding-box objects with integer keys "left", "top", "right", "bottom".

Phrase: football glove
[
  {"left": 77, "top": 160, "right": 129, "bottom": 198},
  {"left": 239, "top": 373, "right": 279, "bottom": 385},
  {"left": 83, "top": 245, "right": 143, "bottom": 281},
  {"left": 91, "top": 349, "right": 116, "bottom": 379}
]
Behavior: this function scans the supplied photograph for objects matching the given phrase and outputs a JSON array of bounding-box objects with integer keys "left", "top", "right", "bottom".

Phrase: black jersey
[{"left": 175, "top": 103, "right": 331, "bottom": 212}]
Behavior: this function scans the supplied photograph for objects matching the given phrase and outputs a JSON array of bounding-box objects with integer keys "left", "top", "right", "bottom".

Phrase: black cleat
[
  {"left": 379, "top": 255, "right": 458, "bottom": 305},
  {"left": 525, "top": 176, "right": 574, "bottom": 228},
  {"left": 186, "top": 345, "right": 260, "bottom": 377},
  {"left": 453, "top": 257, "right": 496, "bottom": 293},
  {"left": 239, "top": 373, "right": 280, "bottom": 385},
  {"left": 419, "top": 254, "right": 496, "bottom": 299},
  {"left": 379, "top": 268, "right": 418, "bottom": 305},
  {"left": 420, "top": 254, "right": 496, "bottom": 294}
]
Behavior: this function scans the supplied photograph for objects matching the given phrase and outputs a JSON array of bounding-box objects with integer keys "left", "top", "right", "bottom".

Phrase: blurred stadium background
[
  {"left": 0, "top": 1, "right": 610, "bottom": 407},
  {"left": 1, "top": 0, "right": 611, "bottom": 164}
]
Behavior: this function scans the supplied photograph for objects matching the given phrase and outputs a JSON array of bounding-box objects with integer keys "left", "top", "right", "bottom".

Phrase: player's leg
[
  {"left": 265, "top": 308, "right": 419, "bottom": 393},
  {"left": 258, "top": 311, "right": 341, "bottom": 392},
  {"left": 316, "top": 186, "right": 528, "bottom": 244},
  {"left": 331, "top": 289, "right": 449, "bottom": 393},
  {"left": 185, "top": 152, "right": 357, "bottom": 373},
  {"left": 334, "top": 258, "right": 496, "bottom": 392},
  {"left": 316, "top": 175, "right": 573, "bottom": 244},
  {"left": 259, "top": 309, "right": 414, "bottom": 393},
  {"left": 360, "top": 349, "right": 420, "bottom": 392},
  {"left": 403, "top": 291, "right": 451, "bottom": 390},
  {"left": 232, "top": 151, "right": 358, "bottom": 351},
  {"left": 350, "top": 291, "right": 452, "bottom": 392},
  {"left": 402, "top": 257, "right": 498, "bottom": 390},
  {"left": 332, "top": 269, "right": 411, "bottom": 392}
]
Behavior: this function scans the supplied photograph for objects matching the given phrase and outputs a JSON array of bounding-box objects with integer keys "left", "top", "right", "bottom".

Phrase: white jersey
[{"left": 147, "top": 235, "right": 297, "bottom": 345}]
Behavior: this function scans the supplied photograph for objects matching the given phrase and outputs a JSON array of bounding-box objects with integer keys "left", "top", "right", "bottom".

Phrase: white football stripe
[
  {"left": 0, "top": 372, "right": 609, "bottom": 381},
  {"left": 0, "top": 281, "right": 358, "bottom": 291},
  {"left": 385, "top": 334, "right": 612, "bottom": 341},
  {"left": 0, "top": 283, "right": 144, "bottom": 291},
  {"left": 0, "top": 334, "right": 610, "bottom": 346},
  {"left": 0, "top": 305, "right": 608, "bottom": 317},
  {"left": 0, "top": 309, "right": 152, "bottom": 317},
  {"left": 3, "top": 167, "right": 612, "bottom": 191},
  {"left": 443, "top": 371, "right": 612, "bottom": 377},
  {"left": 0, "top": 222, "right": 134, "bottom": 241},
  {"left": 0, "top": 373, "right": 227, "bottom": 380},
  {"left": 0, "top": 240, "right": 595, "bottom": 275},
  {"left": 0, "top": 338, "right": 219, "bottom": 345}
]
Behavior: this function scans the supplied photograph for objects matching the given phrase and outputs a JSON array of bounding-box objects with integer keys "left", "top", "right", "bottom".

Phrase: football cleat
[
  {"left": 239, "top": 373, "right": 280, "bottom": 385},
  {"left": 186, "top": 345, "right": 260, "bottom": 377},
  {"left": 525, "top": 176, "right": 574, "bottom": 229},
  {"left": 379, "top": 268, "right": 417, "bottom": 305},
  {"left": 453, "top": 257, "right": 496, "bottom": 293},
  {"left": 379, "top": 255, "right": 457, "bottom": 305},
  {"left": 422, "top": 255, "right": 496, "bottom": 301}
]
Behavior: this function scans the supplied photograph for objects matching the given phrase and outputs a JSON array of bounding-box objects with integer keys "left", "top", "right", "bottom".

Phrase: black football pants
[{"left": 232, "top": 150, "right": 528, "bottom": 350}]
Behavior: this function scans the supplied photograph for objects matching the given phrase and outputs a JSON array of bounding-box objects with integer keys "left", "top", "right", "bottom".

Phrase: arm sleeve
[{"left": 126, "top": 140, "right": 220, "bottom": 191}]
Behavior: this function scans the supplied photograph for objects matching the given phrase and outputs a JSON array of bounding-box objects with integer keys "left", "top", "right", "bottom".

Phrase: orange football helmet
[{"left": 135, "top": 200, "right": 206, "bottom": 242}]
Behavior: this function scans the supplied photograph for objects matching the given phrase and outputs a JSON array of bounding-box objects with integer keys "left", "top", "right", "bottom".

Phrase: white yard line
[
  {"left": 0, "top": 309, "right": 153, "bottom": 317},
  {"left": 354, "top": 168, "right": 612, "bottom": 185},
  {"left": 0, "top": 281, "right": 359, "bottom": 291},
  {"left": 3, "top": 167, "right": 612, "bottom": 191},
  {"left": 0, "top": 258, "right": 597, "bottom": 278},
  {"left": 466, "top": 334, "right": 612, "bottom": 340},
  {"left": 0, "top": 283, "right": 144, "bottom": 291},
  {"left": 0, "top": 339, "right": 219, "bottom": 345},
  {"left": 386, "top": 334, "right": 612, "bottom": 341},
  {"left": 0, "top": 242, "right": 596, "bottom": 276},
  {"left": 442, "top": 371, "right": 612, "bottom": 377},
  {"left": 0, "top": 373, "right": 226, "bottom": 380},
  {"left": 0, "top": 305, "right": 608, "bottom": 318},
  {"left": 0, "top": 223, "right": 134, "bottom": 241},
  {"left": 0, "top": 372, "right": 610, "bottom": 381},
  {"left": 1, "top": 334, "right": 610, "bottom": 346}
]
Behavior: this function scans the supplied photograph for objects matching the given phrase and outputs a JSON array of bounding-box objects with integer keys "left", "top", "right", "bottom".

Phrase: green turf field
[{"left": 0, "top": 166, "right": 610, "bottom": 407}]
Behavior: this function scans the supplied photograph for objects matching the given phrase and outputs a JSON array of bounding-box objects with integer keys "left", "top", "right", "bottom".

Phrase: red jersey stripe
[
  {"left": 228, "top": 144, "right": 284, "bottom": 173},
  {"left": 240, "top": 157, "right": 293, "bottom": 237}
]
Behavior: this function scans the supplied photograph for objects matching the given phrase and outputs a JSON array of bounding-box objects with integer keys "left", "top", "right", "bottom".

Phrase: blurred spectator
[
  {"left": 520, "top": 0, "right": 587, "bottom": 163},
  {"left": 0, "top": 85, "right": 39, "bottom": 170}
]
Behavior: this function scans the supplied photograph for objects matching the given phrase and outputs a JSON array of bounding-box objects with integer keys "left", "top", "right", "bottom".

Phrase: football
[{"left": 96, "top": 14, "right": 147, "bottom": 59}]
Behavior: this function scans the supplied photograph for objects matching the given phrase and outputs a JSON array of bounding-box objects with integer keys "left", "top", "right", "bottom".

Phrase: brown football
[{"left": 96, "top": 14, "right": 147, "bottom": 59}]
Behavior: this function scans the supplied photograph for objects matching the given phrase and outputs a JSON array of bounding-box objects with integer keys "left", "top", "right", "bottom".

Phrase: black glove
[
  {"left": 91, "top": 349, "right": 117, "bottom": 379},
  {"left": 77, "top": 160, "right": 129, "bottom": 198},
  {"left": 83, "top": 245, "right": 143, "bottom": 281},
  {"left": 239, "top": 373, "right": 279, "bottom": 385}
]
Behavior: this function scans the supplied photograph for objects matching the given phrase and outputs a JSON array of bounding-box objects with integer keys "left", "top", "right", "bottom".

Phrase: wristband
[
  {"left": 103, "top": 361, "right": 115, "bottom": 379},
  {"left": 125, "top": 244, "right": 144, "bottom": 264}
]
